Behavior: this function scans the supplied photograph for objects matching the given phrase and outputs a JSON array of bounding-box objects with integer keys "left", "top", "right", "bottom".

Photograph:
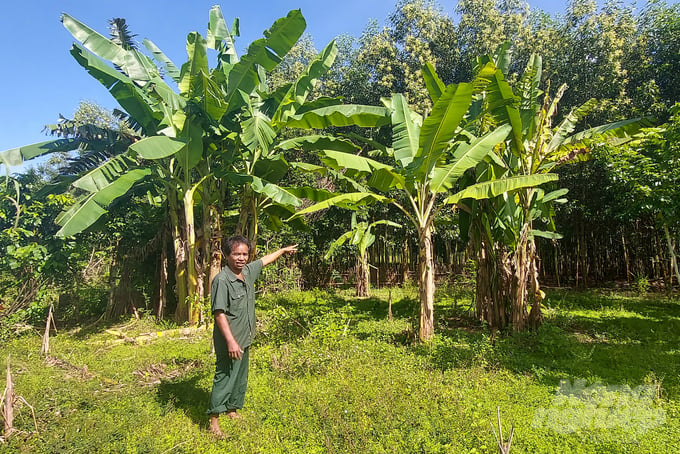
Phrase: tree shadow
[
  {"left": 351, "top": 295, "right": 419, "bottom": 320},
  {"left": 156, "top": 372, "right": 211, "bottom": 428},
  {"left": 495, "top": 321, "right": 680, "bottom": 397},
  {"left": 429, "top": 290, "right": 680, "bottom": 398}
]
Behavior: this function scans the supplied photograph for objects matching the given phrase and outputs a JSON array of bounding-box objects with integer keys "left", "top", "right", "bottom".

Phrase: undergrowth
[{"left": 1, "top": 287, "right": 678, "bottom": 453}]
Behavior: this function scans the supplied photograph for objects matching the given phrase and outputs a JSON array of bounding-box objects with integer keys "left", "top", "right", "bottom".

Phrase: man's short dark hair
[{"left": 225, "top": 235, "right": 250, "bottom": 254}]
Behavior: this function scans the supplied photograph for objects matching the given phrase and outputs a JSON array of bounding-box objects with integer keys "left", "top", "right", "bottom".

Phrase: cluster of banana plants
[
  {"left": 463, "top": 44, "right": 650, "bottom": 331},
  {"left": 0, "top": 6, "right": 389, "bottom": 324}
]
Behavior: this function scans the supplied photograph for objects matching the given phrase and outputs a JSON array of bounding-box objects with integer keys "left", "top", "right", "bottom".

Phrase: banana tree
[
  {"left": 207, "top": 33, "right": 393, "bottom": 260},
  {"left": 466, "top": 47, "right": 650, "bottom": 330},
  {"left": 60, "top": 8, "right": 310, "bottom": 324},
  {"left": 2, "top": 7, "right": 393, "bottom": 323},
  {"left": 1, "top": 7, "right": 309, "bottom": 324},
  {"left": 293, "top": 61, "right": 557, "bottom": 342},
  {"left": 217, "top": 39, "right": 340, "bottom": 252},
  {"left": 325, "top": 212, "right": 401, "bottom": 297}
]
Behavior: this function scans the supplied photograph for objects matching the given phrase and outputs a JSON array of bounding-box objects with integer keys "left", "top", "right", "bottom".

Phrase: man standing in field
[{"left": 208, "top": 235, "right": 297, "bottom": 436}]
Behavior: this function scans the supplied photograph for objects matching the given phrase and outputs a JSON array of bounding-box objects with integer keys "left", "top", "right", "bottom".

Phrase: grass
[{"left": 1, "top": 287, "right": 679, "bottom": 453}]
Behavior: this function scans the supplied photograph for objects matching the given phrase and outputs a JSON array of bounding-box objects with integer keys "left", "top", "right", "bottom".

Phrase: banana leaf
[
  {"left": 56, "top": 168, "right": 152, "bottom": 237},
  {"left": 290, "top": 192, "right": 392, "bottom": 219},
  {"left": 445, "top": 174, "right": 559, "bottom": 205},
  {"left": 286, "top": 105, "right": 391, "bottom": 129}
]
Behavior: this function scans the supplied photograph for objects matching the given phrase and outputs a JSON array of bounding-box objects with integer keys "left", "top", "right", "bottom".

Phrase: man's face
[{"left": 227, "top": 242, "right": 249, "bottom": 273}]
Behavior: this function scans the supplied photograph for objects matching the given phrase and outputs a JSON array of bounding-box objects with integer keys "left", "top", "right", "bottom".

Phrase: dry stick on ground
[
  {"left": 2, "top": 356, "right": 14, "bottom": 439},
  {"left": 40, "top": 304, "right": 57, "bottom": 356},
  {"left": 490, "top": 406, "right": 514, "bottom": 454},
  {"left": 1, "top": 356, "right": 38, "bottom": 440}
]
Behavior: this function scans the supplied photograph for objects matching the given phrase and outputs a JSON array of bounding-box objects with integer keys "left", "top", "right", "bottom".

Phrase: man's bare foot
[
  {"left": 226, "top": 410, "right": 242, "bottom": 419},
  {"left": 208, "top": 425, "right": 226, "bottom": 438},
  {"left": 209, "top": 414, "right": 225, "bottom": 438}
]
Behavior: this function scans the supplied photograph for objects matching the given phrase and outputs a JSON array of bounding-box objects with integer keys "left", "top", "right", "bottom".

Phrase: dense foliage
[{"left": 0, "top": 0, "right": 678, "bottom": 351}]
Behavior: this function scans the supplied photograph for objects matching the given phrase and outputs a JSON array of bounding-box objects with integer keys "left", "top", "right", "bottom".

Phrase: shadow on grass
[
  {"left": 430, "top": 289, "right": 680, "bottom": 397},
  {"left": 156, "top": 373, "right": 211, "bottom": 428},
  {"left": 257, "top": 289, "right": 420, "bottom": 345},
  {"left": 352, "top": 295, "right": 419, "bottom": 320}
]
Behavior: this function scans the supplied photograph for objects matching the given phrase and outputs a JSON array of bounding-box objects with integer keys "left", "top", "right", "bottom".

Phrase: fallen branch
[
  {"left": 44, "top": 356, "right": 118, "bottom": 387},
  {"left": 104, "top": 327, "right": 208, "bottom": 345}
]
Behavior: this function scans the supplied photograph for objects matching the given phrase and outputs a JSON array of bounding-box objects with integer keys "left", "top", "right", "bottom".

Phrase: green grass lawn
[{"left": 1, "top": 287, "right": 678, "bottom": 453}]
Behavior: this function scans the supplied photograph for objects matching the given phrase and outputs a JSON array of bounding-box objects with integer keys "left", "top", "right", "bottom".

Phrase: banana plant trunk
[
  {"left": 183, "top": 189, "right": 202, "bottom": 325},
  {"left": 236, "top": 186, "right": 259, "bottom": 260},
  {"left": 207, "top": 205, "right": 223, "bottom": 295},
  {"left": 475, "top": 237, "right": 511, "bottom": 330},
  {"left": 158, "top": 228, "right": 168, "bottom": 319},
  {"left": 168, "top": 189, "right": 189, "bottom": 322},
  {"left": 356, "top": 252, "right": 370, "bottom": 297},
  {"left": 527, "top": 236, "right": 545, "bottom": 329},
  {"left": 511, "top": 226, "right": 531, "bottom": 331},
  {"left": 418, "top": 224, "right": 435, "bottom": 342}
]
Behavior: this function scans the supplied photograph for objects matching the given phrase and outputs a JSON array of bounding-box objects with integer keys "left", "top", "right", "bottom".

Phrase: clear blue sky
[{"left": 0, "top": 0, "right": 665, "bottom": 173}]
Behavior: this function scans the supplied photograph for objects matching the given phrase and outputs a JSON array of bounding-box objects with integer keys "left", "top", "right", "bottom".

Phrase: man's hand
[
  {"left": 281, "top": 244, "right": 298, "bottom": 255},
  {"left": 227, "top": 339, "right": 243, "bottom": 360},
  {"left": 261, "top": 244, "right": 298, "bottom": 266}
]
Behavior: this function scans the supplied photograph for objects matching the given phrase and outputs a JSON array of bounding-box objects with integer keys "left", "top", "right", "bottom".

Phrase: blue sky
[{"left": 0, "top": 0, "right": 665, "bottom": 173}]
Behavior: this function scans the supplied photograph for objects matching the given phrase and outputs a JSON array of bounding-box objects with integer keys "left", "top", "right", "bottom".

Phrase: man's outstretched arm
[{"left": 261, "top": 244, "right": 298, "bottom": 267}]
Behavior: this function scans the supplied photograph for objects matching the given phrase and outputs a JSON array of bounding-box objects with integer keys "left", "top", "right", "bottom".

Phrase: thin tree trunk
[
  {"left": 401, "top": 235, "right": 410, "bottom": 284},
  {"left": 40, "top": 305, "right": 55, "bottom": 356},
  {"left": 622, "top": 230, "right": 631, "bottom": 283},
  {"left": 388, "top": 288, "right": 393, "bottom": 321},
  {"left": 3, "top": 356, "right": 14, "bottom": 437},
  {"left": 663, "top": 224, "right": 680, "bottom": 287},
  {"left": 575, "top": 232, "right": 580, "bottom": 288},
  {"left": 554, "top": 242, "right": 561, "bottom": 287},
  {"left": 582, "top": 225, "right": 589, "bottom": 287},
  {"left": 106, "top": 245, "right": 120, "bottom": 320},
  {"left": 158, "top": 230, "right": 168, "bottom": 320}
]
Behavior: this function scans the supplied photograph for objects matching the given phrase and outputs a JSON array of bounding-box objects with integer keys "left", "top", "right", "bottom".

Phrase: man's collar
[{"left": 224, "top": 265, "right": 244, "bottom": 282}]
